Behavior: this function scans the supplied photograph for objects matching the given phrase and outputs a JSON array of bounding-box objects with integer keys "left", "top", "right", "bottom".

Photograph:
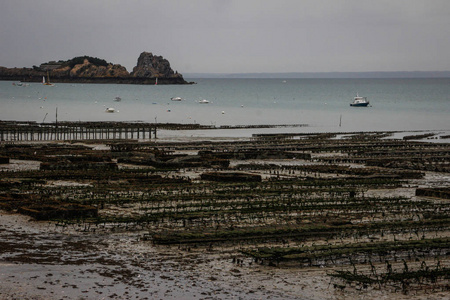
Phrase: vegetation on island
[{"left": 64, "top": 56, "right": 110, "bottom": 68}]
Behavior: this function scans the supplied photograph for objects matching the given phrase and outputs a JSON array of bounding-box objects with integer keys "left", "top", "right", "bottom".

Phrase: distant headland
[{"left": 0, "top": 52, "right": 193, "bottom": 85}]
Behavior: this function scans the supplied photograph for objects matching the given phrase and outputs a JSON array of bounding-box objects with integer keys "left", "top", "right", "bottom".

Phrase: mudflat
[{"left": 1, "top": 131, "right": 449, "bottom": 299}]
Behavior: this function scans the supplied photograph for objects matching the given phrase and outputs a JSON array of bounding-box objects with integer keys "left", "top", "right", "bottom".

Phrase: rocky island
[{"left": 0, "top": 52, "right": 191, "bottom": 84}]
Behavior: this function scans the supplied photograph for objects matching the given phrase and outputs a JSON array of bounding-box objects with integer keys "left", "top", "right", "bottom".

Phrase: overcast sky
[{"left": 1, "top": 0, "right": 449, "bottom": 73}]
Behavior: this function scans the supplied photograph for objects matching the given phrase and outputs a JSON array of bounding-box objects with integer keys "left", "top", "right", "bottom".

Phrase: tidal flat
[{"left": 0, "top": 130, "right": 449, "bottom": 299}]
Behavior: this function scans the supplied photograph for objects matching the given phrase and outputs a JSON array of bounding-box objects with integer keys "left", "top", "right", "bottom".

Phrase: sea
[{"left": 1, "top": 78, "right": 449, "bottom": 139}]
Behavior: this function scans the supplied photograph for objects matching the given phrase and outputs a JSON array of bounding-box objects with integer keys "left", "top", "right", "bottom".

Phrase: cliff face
[{"left": 0, "top": 52, "right": 189, "bottom": 84}]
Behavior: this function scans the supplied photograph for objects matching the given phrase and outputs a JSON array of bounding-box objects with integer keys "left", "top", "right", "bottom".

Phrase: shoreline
[
  {"left": 1, "top": 76, "right": 192, "bottom": 85},
  {"left": 1, "top": 120, "right": 449, "bottom": 143}
]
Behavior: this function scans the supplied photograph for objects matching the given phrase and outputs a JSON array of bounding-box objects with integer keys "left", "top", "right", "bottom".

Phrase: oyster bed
[{"left": 1, "top": 131, "right": 449, "bottom": 299}]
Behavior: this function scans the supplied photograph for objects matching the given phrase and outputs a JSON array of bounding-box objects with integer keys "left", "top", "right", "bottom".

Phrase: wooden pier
[{"left": 0, "top": 121, "right": 160, "bottom": 142}]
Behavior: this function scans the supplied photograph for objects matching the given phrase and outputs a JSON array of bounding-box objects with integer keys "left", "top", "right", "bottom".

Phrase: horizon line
[{"left": 184, "top": 70, "right": 450, "bottom": 79}]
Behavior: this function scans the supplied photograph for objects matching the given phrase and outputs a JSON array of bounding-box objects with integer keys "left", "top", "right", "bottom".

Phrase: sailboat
[{"left": 43, "top": 71, "right": 54, "bottom": 86}]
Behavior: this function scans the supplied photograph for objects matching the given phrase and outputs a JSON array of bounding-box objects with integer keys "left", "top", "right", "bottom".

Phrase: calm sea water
[{"left": 1, "top": 78, "right": 449, "bottom": 138}]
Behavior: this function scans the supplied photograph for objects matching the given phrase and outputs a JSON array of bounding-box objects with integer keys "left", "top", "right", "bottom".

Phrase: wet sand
[{"left": 0, "top": 211, "right": 332, "bottom": 300}]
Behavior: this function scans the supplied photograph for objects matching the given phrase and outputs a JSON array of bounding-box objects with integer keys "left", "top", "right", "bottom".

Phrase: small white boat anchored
[
  {"left": 350, "top": 93, "right": 370, "bottom": 107},
  {"left": 198, "top": 99, "right": 210, "bottom": 104},
  {"left": 105, "top": 107, "right": 117, "bottom": 113},
  {"left": 171, "top": 97, "right": 182, "bottom": 101},
  {"left": 114, "top": 96, "right": 122, "bottom": 102}
]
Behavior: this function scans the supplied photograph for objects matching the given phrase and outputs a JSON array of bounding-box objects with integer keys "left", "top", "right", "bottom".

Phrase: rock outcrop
[
  {"left": 131, "top": 52, "right": 182, "bottom": 79},
  {"left": 0, "top": 52, "right": 190, "bottom": 84}
]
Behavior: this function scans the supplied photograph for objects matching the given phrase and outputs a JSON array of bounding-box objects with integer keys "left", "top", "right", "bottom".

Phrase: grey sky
[{"left": 1, "top": 0, "right": 449, "bottom": 73}]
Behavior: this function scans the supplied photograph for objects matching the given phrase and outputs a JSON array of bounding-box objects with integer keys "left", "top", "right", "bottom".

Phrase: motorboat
[
  {"left": 114, "top": 96, "right": 122, "bottom": 102},
  {"left": 105, "top": 107, "right": 117, "bottom": 113},
  {"left": 171, "top": 97, "right": 182, "bottom": 101},
  {"left": 198, "top": 99, "right": 210, "bottom": 104},
  {"left": 350, "top": 93, "right": 369, "bottom": 107}
]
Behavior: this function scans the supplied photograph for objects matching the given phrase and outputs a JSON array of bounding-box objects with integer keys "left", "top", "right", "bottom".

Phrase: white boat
[
  {"left": 198, "top": 99, "right": 210, "bottom": 104},
  {"left": 114, "top": 96, "right": 122, "bottom": 102},
  {"left": 171, "top": 97, "right": 182, "bottom": 101},
  {"left": 350, "top": 93, "right": 369, "bottom": 107},
  {"left": 105, "top": 107, "right": 116, "bottom": 113}
]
